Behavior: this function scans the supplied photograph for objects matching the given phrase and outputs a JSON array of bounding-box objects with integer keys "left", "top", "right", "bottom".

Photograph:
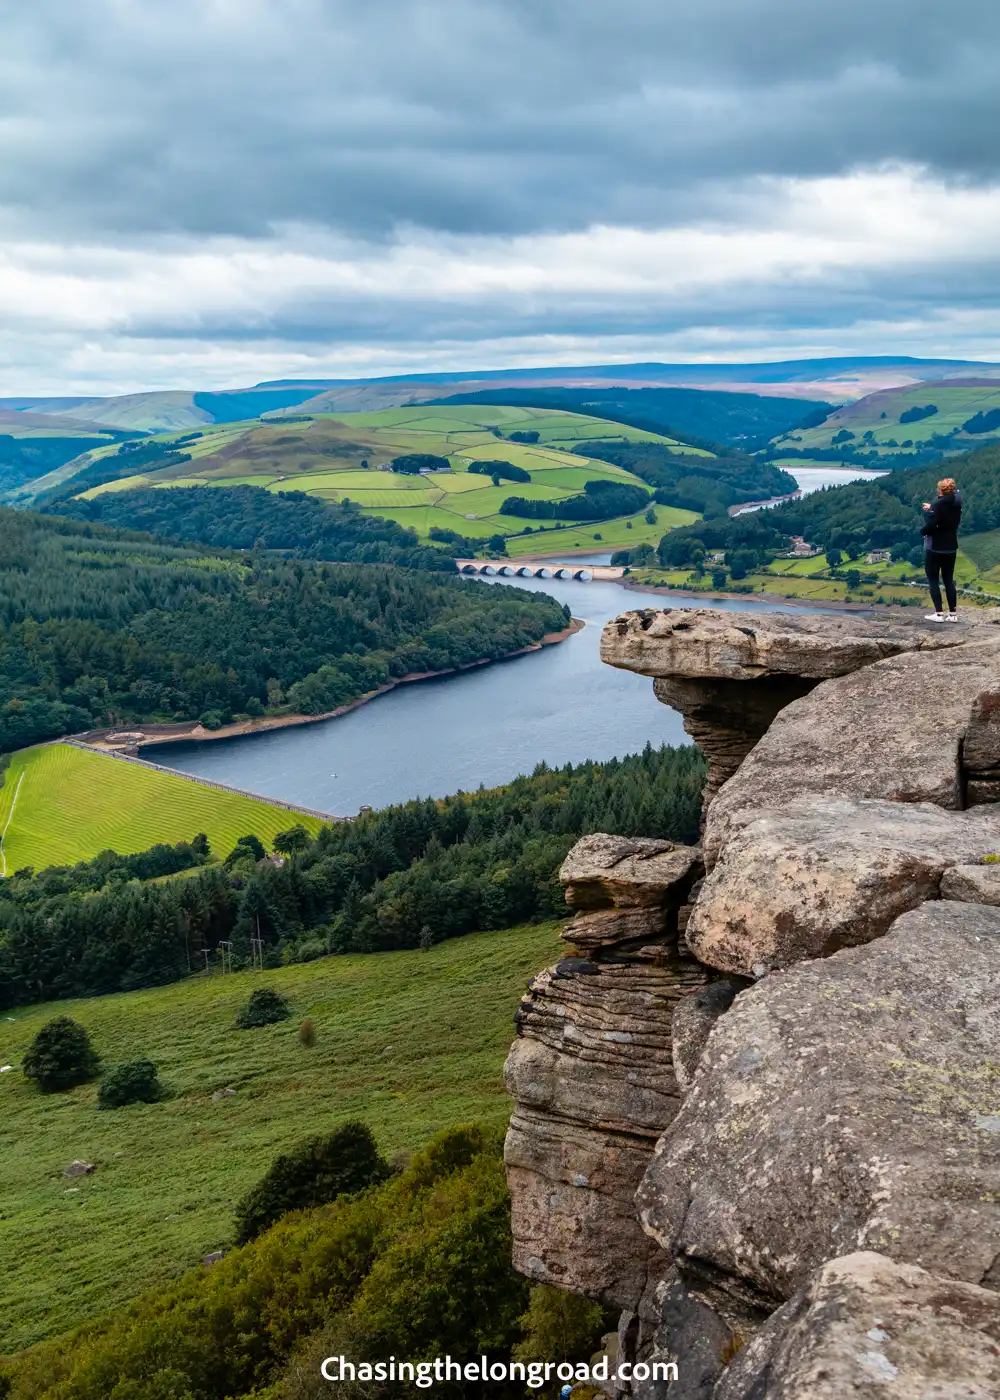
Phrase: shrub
[
  {"left": 273, "top": 825, "right": 310, "bottom": 856},
  {"left": 235, "top": 986, "right": 291, "bottom": 1029},
  {"left": 98, "top": 1059, "right": 162, "bottom": 1109},
  {"left": 234, "top": 1121, "right": 388, "bottom": 1244},
  {"left": 513, "top": 1283, "right": 611, "bottom": 1366},
  {"left": 226, "top": 833, "right": 267, "bottom": 865},
  {"left": 287, "top": 938, "right": 328, "bottom": 964},
  {"left": 22, "top": 1016, "right": 99, "bottom": 1092}
]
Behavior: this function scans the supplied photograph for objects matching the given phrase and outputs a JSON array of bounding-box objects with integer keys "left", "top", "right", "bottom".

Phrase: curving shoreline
[{"left": 77, "top": 617, "right": 586, "bottom": 755}]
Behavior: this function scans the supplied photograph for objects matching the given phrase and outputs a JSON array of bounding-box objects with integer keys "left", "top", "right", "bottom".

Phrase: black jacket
[{"left": 922, "top": 490, "right": 962, "bottom": 553}]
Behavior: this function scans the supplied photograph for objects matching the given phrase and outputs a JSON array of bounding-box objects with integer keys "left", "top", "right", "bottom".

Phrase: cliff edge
[{"left": 504, "top": 608, "right": 1000, "bottom": 1397}]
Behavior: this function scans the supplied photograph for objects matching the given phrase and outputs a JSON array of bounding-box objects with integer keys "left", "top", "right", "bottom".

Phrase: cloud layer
[{"left": 2, "top": 1, "right": 999, "bottom": 391}]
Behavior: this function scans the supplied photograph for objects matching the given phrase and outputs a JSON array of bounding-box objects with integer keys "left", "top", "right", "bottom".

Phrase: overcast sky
[{"left": 2, "top": 0, "right": 1000, "bottom": 393}]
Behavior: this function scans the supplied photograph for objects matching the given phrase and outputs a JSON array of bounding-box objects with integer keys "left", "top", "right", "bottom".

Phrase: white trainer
[
  {"left": 924, "top": 612, "right": 946, "bottom": 623},
  {"left": 945, "top": 612, "right": 960, "bottom": 623}
]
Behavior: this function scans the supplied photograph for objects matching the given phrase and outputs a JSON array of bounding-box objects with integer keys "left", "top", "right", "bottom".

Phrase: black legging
[{"left": 925, "top": 550, "right": 957, "bottom": 613}]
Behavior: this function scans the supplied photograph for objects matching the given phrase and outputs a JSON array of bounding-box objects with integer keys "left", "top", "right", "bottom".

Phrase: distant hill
[
  {"left": 5, "top": 356, "right": 997, "bottom": 435},
  {"left": 772, "top": 377, "right": 1000, "bottom": 463},
  {"left": 424, "top": 385, "right": 831, "bottom": 450},
  {"left": 0, "top": 409, "right": 135, "bottom": 495}
]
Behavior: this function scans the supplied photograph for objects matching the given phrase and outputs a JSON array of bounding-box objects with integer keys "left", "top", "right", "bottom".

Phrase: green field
[
  {"left": 632, "top": 542, "right": 988, "bottom": 606},
  {"left": 503, "top": 506, "right": 698, "bottom": 557},
  {"left": 777, "top": 381, "right": 1000, "bottom": 456},
  {"left": 0, "top": 920, "right": 561, "bottom": 1348},
  {"left": 0, "top": 744, "right": 325, "bottom": 874},
  {"left": 70, "top": 405, "right": 706, "bottom": 543},
  {"left": 960, "top": 528, "right": 1000, "bottom": 574}
]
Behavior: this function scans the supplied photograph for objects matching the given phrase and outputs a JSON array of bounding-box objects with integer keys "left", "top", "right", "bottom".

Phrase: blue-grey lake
[{"left": 155, "top": 565, "right": 821, "bottom": 816}]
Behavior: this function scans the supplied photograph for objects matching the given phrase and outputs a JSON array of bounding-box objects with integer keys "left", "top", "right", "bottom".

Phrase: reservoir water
[{"left": 156, "top": 565, "right": 824, "bottom": 816}]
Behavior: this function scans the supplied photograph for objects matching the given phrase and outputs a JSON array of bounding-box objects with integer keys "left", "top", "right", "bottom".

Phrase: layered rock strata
[
  {"left": 507, "top": 607, "right": 1000, "bottom": 1395},
  {"left": 504, "top": 835, "right": 710, "bottom": 1307}
]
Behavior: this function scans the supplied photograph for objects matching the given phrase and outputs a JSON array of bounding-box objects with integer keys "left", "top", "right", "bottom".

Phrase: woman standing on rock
[{"left": 922, "top": 477, "right": 962, "bottom": 623}]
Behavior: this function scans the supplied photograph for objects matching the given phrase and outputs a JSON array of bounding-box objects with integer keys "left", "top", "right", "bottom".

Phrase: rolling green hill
[
  {"left": 0, "top": 744, "right": 326, "bottom": 874},
  {"left": 429, "top": 384, "right": 832, "bottom": 450},
  {"left": 774, "top": 377, "right": 1000, "bottom": 460},
  {"left": 0, "top": 920, "right": 561, "bottom": 1348},
  {"left": 28, "top": 405, "right": 707, "bottom": 549}
]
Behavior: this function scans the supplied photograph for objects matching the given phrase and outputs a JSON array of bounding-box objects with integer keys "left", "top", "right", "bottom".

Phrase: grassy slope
[
  {"left": 76, "top": 406, "right": 706, "bottom": 541},
  {"left": 0, "top": 920, "right": 560, "bottom": 1349},
  {"left": 0, "top": 745, "right": 325, "bottom": 873},
  {"left": 778, "top": 380, "right": 1000, "bottom": 455}
]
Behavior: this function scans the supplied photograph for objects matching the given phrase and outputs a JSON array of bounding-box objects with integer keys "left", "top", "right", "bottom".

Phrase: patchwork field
[
  {"left": 70, "top": 405, "right": 706, "bottom": 542},
  {"left": 0, "top": 919, "right": 561, "bottom": 1347},
  {"left": 0, "top": 744, "right": 325, "bottom": 874}
]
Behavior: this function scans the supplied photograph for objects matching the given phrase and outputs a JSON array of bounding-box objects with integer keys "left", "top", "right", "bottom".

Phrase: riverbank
[{"left": 76, "top": 617, "right": 585, "bottom": 755}]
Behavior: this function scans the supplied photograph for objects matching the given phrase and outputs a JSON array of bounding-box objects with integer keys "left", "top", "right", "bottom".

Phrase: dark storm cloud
[{"left": 1, "top": 0, "right": 999, "bottom": 241}]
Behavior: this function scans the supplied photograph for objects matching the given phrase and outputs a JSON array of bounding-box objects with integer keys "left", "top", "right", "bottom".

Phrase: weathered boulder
[
  {"left": 62, "top": 1160, "right": 95, "bottom": 1178},
  {"left": 942, "top": 861, "right": 1000, "bottom": 904},
  {"left": 560, "top": 835, "right": 703, "bottom": 953},
  {"left": 561, "top": 834, "right": 703, "bottom": 910},
  {"left": 505, "top": 949, "right": 711, "bottom": 1307},
  {"left": 964, "top": 684, "right": 1000, "bottom": 773},
  {"left": 639, "top": 902, "right": 1000, "bottom": 1321},
  {"left": 624, "top": 1268, "right": 736, "bottom": 1400},
  {"left": 686, "top": 796, "right": 1000, "bottom": 976},
  {"left": 603, "top": 609, "right": 1000, "bottom": 824},
  {"left": 704, "top": 638, "right": 1000, "bottom": 864},
  {"left": 714, "top": 1252, "right": 1000, "bottom": 1400}
]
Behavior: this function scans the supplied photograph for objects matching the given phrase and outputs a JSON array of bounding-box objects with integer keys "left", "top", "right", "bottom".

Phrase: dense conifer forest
[
  {"left": 57, "top": 483, "right": 457, "bottom": 570},
  {"left": 0, "top": 507, "right": 567, "bottom": 753},
  {"left": 0, "top": 744, "right": 706, "bottom": 1008}
]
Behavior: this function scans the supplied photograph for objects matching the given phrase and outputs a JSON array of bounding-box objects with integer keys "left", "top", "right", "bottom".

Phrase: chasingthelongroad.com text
[{"left": 321, "top": 1355, "right": 679, "bottom": 1389}]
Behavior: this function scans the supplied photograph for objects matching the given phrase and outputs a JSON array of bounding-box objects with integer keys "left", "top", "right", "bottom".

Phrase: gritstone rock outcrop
[
  {"left": 714, "top": 1252, "right": 1000, "bottom": 1400},
  {"left": 504, "top": 835, "right": 710, "bottom": 1307},
  {"left": 505, "top": 606, "right": 1000, "bottom": 1396}
]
